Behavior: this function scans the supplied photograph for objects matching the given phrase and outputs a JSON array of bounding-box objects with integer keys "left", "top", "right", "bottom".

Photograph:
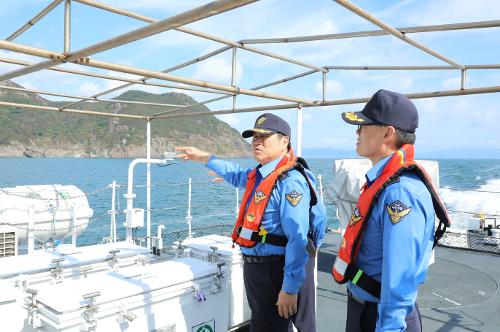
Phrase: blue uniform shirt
[
  {"left": 206, "top": 155, "right": 326, "bottom": 294},
  {"left": 348, "top": 155, "right": 436, "bottom": 332}
]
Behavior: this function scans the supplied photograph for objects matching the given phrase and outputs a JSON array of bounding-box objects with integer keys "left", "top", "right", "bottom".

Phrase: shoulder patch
[
  {"left": 386, "top": 200, "right": 411, "bottom": 224},
  {"left": 285, "top": 190, "right": 303, "bottom": 207}
]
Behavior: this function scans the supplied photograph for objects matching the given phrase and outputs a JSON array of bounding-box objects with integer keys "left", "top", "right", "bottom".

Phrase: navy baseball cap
[
  {"left": 341, "top": 89, "right": 419, "bottom": 133},
  {"left": 242, "top": 113, "right": 291, "bottom": 138}
]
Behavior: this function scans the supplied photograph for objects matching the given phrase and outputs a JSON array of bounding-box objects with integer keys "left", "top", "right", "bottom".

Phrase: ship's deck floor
[{"left": 316, "top": 232, "right": 500, "bottom": 332}]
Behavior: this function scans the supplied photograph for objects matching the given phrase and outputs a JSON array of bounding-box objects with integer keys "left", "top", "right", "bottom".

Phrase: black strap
[
  {"left": 249, "top": 231, "right": 288, "bottom": 247},
  {"left": 344, "top": 264, "right": 381, "bottom": 299}
]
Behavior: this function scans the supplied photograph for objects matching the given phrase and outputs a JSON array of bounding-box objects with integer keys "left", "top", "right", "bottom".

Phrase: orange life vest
[
  {"left": 331, "top": 144, "right": 450, "bottom": 297},
  {"left": 231, "top": 150, "right": 317, "bottom": 248}
]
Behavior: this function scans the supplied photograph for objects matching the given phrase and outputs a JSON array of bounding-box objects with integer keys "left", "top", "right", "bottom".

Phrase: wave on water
[{"left": 440, "top": 179, "right": 500, "bottom": 216}]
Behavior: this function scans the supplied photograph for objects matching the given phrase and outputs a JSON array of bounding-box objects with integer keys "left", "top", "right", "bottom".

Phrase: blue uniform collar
[
  {"left": 365, "top": 154, "right": 392, "bottom": 184},
  {"left": 258, "top": 156, "right": 283, "bottom": 178}
]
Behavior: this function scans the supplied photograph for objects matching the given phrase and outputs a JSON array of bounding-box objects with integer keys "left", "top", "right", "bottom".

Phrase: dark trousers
[
  {"left": 243, "top": 256, "right": 316, "bottom": 332},
  {"left": 346, "top": 291, "right": 422, "bottom": 332}
]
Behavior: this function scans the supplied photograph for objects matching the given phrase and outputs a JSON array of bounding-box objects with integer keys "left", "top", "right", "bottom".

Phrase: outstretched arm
[{"left": 175, "top": 146, "right": 211, "bottom": 163}]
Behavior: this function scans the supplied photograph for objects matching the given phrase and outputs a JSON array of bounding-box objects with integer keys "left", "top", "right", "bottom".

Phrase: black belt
[{"left": 242, "top": 254, "right": 285, "bottom": 264}]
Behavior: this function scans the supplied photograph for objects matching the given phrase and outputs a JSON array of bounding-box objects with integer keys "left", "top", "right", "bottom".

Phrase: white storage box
[
  {"left": 182, "top": 235, "right": 250, "bottom": 329},
  {"left": 21, "top": 257, "right": 228, "bottom": 332}
]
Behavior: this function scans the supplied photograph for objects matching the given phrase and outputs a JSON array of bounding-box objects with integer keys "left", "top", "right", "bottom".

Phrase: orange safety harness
[
  {"left": 331, "top": 144, "right": 451, "bottom": 298},
  {"left": 232, "top": 150, "right": 317, "bottom": 248}
]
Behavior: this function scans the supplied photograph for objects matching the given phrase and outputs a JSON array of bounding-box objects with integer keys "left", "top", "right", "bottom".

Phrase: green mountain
[{"left": 0, "top": 81, "right": 251, "bottom": 158}]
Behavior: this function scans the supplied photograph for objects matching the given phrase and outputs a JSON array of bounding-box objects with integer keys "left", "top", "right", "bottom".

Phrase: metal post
[
  {"left": 187, "top": 178, "right": 193, "bottom": 239},
  {"left": 296, "top": 104, "right": 303, "bottom": 157},
  {"left": 235, "top": 188, "right": 239, "bottom": 217},
  {"left": 317, "top": 174, "right": 324, "bottom": 204},
  {"left": 461, "top": 69, "right": 467, "bottom": 90},
  {"left": 322, "top": 71, "right": 327, "bottom": 102},
  {"left": 146, "top": 120, "right": 151, "bottom": 249},
  {"left": 231, "top": 47, "right": 237, "bottom": 110},
  {"left": 110, "top": 180, "right": 117, "bottom": 242},
  {"left": 28, "top": 207, "right": 34, "bottom": 254},
  {"left": 71, "top": 205, "right": 77, "bottom": 246},
  {"left": 64, "top": 0, "right": 71, "bottom": 54}
]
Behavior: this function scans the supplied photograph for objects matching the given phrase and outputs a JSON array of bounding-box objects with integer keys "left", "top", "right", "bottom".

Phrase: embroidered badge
[
  {"left": 256, "top": 116, "right": 267, "bottom": 125},
  {"left": 349, "top": 208, "right": 363, "bottom": 226},
  {"left": 344, "top": 112, "right": 365, "bottom": 123},
  {"left": 246, "top": 213, "right": 256, "bottom": 223},
  {"left": 386, "top": 200, "right": 411, "bottom": 224},
  {"left": 254, "top": 190, "right": 266, "bottom": 204},
  {"left": 285, "top": 190, "right": 303, "bottom": 207}
]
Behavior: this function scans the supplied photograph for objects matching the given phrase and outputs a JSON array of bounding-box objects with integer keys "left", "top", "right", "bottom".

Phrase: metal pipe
[
  {"left": 239, "top": 20, "right": 500, "bottom": 44},
  {"left": 146, "top": 121, "right": 151, "bottom": 250},
  {"left": 461, "top": 69, "right": 467, "bottom": 90},
  {"left": 155, "top": 85, "right": 500, "bottom": 119},
  {"left": 327, "top": 65, "right": 457, "bottom": 70},
  {"left": 0, "top": 85, "right": 188, "bottom": 108},
  {"left": 328, "top": 64, "right": 500, "bottom": 70},
  {"left": 28, "top": 208, "right": 34, "bottom": 254},
  {"left": 235, "top": 188, "right": 240, "bottom": 217},
  {"left": 322, "top": 72, "right": 327, "bottom": 101},
  {"left": 231, "top": 47, "right": 237, "bottom": 110},
  {"left": 0, "top": 0, "right": 258, "bottom": 81},
  {"left": 187, "top": 178, "right": 193, "bottom": 239},
  {"left": 296, "top": 104, "right": 303, "bottom": 157},
  {"left": 0, "top": 101, "right": 147, "bottom": 120},
  {"left": 74, "top": 0, "right": 327, "bottom": 73},
  {"left": 317, "top": 174, "right": 324, "bottom": 204},
  {"left": 152, "top": 69, "right": 319, "bottom": 117},
  {"left": 0, "top": 57, "right": 231, "bottom": 96},
  {"left": 125, "top": 158, "right": 166, "bottom": 242},
  {"left": 6, "top": 0, "right": 64, "bottom": 41},
  {"left": 334, "top": 0, "right": 464, "bottom": 69},
  {"left": 64, "top": 0, "right": 71, "bottom": 54},
  {"left": 0, "top": 41, "right": 315, "bottom": 105},
  {"left": 110, "top": 180, "right": 117, "bottom": 242}
]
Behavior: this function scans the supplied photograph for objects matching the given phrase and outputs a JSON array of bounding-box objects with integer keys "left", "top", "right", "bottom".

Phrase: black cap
[
  {"left": 341, "top": 89, "right": 419, "bottom": 133},
  {"left": 242, "top": 113, "right": 291, "bottom": 138}
]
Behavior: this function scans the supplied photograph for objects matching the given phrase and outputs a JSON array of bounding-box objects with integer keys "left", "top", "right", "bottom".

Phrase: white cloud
[
  {"left": 76, "top": 82, "right": 101, "bottom": 96},
  {"left": 404, "top": 0, "right": 500, "bottom": 25},
  {"left": 192, "top": 58, "right": 243, "bottom": 85},
  {"left": 315, "top": 79, "right": 343, "bottom": 99},
  {"left": 441, "top": 77, "right": 461, "bottom": 90}
]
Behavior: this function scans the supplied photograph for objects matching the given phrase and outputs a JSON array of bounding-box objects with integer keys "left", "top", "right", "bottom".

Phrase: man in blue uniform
[
  {"left": 340, "top": 89, "right": 436, "bottom": 331},
  {"left": 176, "top": 113, "right": 327, "bottom": 332}
]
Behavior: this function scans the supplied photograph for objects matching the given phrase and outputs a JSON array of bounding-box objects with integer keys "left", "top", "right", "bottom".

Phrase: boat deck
[{"left": 317, "top": 232, "right": 500, "bottom": 332}]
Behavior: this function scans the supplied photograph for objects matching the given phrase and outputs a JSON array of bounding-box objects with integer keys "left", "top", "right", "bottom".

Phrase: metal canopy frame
[{"left": 0, "top": 0, "right": 499, "bottom": 121}]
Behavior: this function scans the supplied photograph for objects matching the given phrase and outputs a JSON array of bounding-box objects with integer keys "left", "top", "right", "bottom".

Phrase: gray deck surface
[{"left": 317, "top": 232, "right": 500, "bottom": 332}]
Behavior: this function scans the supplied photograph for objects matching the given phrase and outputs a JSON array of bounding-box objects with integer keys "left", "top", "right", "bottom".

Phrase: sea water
[{"left": 1, "top": 158, "right": 499, "bottom": 246}]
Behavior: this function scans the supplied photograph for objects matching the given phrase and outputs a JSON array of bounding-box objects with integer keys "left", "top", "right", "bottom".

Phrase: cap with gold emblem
[
  {"left": 341, "top": 89, "right": 419, "bottom": 133},
  {"left": 242, "top": 113, "right": 291, "bottom": 138}
]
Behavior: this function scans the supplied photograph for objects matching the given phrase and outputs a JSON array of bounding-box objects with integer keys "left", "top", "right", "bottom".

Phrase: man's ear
[{"left": 384, "top": 126, "right": 396, "bottom": 143}]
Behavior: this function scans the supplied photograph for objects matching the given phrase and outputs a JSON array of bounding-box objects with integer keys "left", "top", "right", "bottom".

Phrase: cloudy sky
[{"left": 1, "top": 0, "right": 499, "bottom": 155}]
